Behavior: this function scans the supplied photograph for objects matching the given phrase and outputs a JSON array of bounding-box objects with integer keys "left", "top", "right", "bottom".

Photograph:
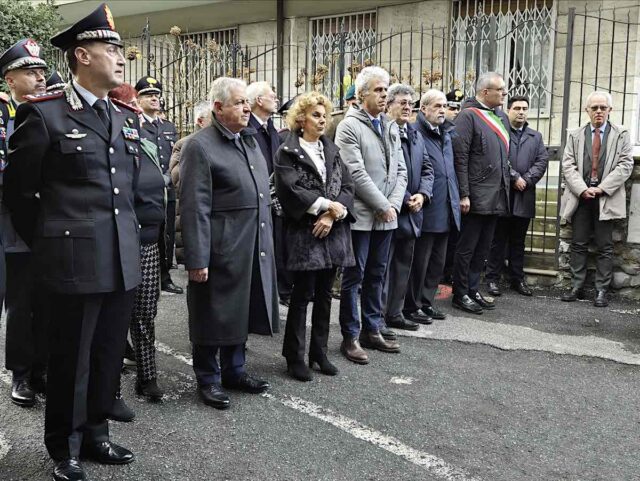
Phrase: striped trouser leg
[{"left": 130, "top": 242, "right": 161, "bottom": 383}]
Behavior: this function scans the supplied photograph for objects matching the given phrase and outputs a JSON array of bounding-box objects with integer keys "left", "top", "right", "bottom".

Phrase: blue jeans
[
  {"left": 192, "top": 343, "right": 245, "bottom": 386},
  {"left": 339, "top": 230, "right": 393, "bottom": 339}
]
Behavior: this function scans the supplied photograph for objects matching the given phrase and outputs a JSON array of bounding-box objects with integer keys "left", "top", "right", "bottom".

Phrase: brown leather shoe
[
  {"left": 340, "top": 338, "right": 369, "bottom": 364},
  {"left": 359, "top": 331, "right": 400, "bottom": 353}
]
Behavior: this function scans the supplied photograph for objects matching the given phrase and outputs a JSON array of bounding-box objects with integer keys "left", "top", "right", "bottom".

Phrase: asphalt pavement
[{"left": 1, "top": 268, "right": 639, "bottom": 481}]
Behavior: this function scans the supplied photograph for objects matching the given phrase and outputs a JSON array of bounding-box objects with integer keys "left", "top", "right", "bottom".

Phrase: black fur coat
[{"left": 274, "top": 131, "right": 355, "bottom": 272}]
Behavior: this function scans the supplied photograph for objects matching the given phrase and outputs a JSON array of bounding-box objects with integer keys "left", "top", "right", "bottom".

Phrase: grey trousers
[{"left": 570, "top": 199, "right": 614, "bottom": 290}]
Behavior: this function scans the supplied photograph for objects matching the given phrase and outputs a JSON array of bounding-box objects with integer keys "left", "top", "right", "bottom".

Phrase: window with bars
[
  {"left": 309, "top": 11, "right": 377, "bottom": 105},
  {"left": 450, "top": 0, "right": 555, "bottom": 114}
]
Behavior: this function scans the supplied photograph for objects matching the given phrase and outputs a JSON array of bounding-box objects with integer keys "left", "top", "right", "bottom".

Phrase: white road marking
[
  {"left": 0, "top": 431, "right": 10, "bottom": 461},
  {"left": 390, "top": 376, "right": 415, "bottom": 385},
  {"left": 155, "top": 341, "right": 193, "bottom": 366},
  {"left": 0, "top": 368, "right": 11, "bottom": 386},
  {"left": 156, "top": 342, "right": 479, "bottom": 480},
  {"left": 266, "top": 393, "right": 480, "bottom": 481}
]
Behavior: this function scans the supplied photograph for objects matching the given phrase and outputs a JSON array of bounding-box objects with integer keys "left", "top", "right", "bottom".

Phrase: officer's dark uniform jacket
[
  {"left": 141, "top": 115, "right": 177, "bottom": 200},
  {"left": 4, "top": 84, "right": 142, "bottom": 294},
  {"left": 0, "top": 97, "right": 30, "bottom": 254}
]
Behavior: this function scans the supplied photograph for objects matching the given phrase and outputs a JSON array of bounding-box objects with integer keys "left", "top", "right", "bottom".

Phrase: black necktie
[{"left": 93, "top": 99, "right": 111, "bottom": 132}]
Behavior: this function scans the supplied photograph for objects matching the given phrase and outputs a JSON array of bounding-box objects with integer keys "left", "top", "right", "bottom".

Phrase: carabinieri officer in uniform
[{"left": 3, "top": 3, "right": 142, "bottom": 480}]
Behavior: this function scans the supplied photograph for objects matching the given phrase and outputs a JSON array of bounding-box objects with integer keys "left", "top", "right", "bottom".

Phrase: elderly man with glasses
[{"left": 560, "top": 91, "right": 633, "bottom": 307}]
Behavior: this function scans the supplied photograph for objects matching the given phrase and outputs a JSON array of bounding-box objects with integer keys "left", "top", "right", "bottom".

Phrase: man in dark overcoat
[
  {"left": 382, "top": 83, "right": 433, "bottom": 332},
  {"left": 486, "top": 95, "right": 548, "bottom": 297},
  {"left": 0, "top": 39, "right": 49, "bottom": 407},
  {"left": 405, "top": 89, "right": 461, "bottom": 322},
  {"left": 180, "top": 77, "right": 278, "bottom": 410},
  {"left": 452, "top": 72, "right": 513, "bottom": 314},
  {"left": 3, "top": 4, "right": 141, "bottom": 480},
  {"left": 135, "top": 76, "right": 182, "bottom": 294},
  {"left": 247, "top": 80, "right": 293, "bottom": 309}
]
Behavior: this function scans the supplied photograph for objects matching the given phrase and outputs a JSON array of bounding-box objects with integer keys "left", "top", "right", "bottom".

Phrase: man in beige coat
[{"left": 560, "top": 91, "right": 633, "bottom": 307}]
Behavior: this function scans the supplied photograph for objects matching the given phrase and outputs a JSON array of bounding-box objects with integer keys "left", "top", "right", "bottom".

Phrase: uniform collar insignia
[{"left": 63, "top": 82, "right": 83, "bottom": 111}]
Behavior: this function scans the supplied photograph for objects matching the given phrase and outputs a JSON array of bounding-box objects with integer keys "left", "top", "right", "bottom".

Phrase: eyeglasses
[{"left": 588, "top": 105, "right": 610, "bottom": 112}]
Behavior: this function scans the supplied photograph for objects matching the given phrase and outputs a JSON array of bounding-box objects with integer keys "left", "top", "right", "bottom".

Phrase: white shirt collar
[
  {"left": 73, "top": 80, "right": 108, "bottom": 107},
  {"left": 591, "top": 121, "right": 608, "bottom": 133},
  {"left": 477, "top": 99, "right": 492, "bottom": 110},
  {"left": 143, "top": 112, "right": 158, "bottom": 124},
  {"left": 364, "top": 110, "right": 382, "bottom": 122},
  {"left": 251, "top": 113, "right": 266, "bottom": 127}
]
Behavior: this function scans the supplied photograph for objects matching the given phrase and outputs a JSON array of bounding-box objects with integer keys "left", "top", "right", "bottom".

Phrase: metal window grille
[
  {"left": 309, "top": 11, "right": 377, "bottom": 105},
  {"left": 450, "top": 0, "right": 555, "bottom": 114}
]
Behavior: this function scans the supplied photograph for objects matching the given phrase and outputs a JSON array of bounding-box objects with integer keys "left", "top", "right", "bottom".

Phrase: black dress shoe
[
  {"left": 53, "top": 458, "right": 85, "bottom": 481},
  {"left": 287, "top": 361, "right": 312, "bottom": 382},
  {"left": 222, "top": 373, "right": 270, "bottom": 394},
  {"left": 309, "top": 354, "right": 338, "bottom": 376},
  {"left": 511, "top": 280, "right": 532, "bottom": 296},
  {"left": 11, "top": 379, "right": 35, "bottom": 407},
  {"left": 81, "top": 441, "right": 134, "bottom": 465},
  {"left": 594, "top": 290, "right": 609, "bottom": 307},
  {"left": 561, "top": 287, "right": 585, "bottom": 302},
  {"left": 405, "top": 310, "right": 433, "bottom": 325},
  {"left": 452, "top": 295, "right": 483, "bottom": 314},
  {"left": 199, "top": 384, "right": 230, "bottom": 409},
  {"left": 107, "top": 397, "right": 135, "bottom": 422},
  {"left": 379, "top": 326, "right": 397, "bottom": 340},
  {"left": 161, "top": 281, "right": 183, "bottom": 294},
  {"left": 422, "top": 306, "right": 446, "bottom": 320},
  {"left": 471, "top": 291, "right": 495, "bottom": 310},
  {"left": 386, "top": 315, "right": 419, "bottom": 331},
  {"left": 486, "top": 281, "right": 501, "bottom": 296},
  {"left": 136, "top": 379, "right": 164, "bottom": 402}
]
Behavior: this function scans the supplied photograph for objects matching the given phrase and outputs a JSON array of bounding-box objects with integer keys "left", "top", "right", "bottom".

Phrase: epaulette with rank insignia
[
  {"left": 25, "top": 91, "right": 64, "bottom": 103},
  {"left": 110, "top": 97, "right": 140, "bottom": 114}
]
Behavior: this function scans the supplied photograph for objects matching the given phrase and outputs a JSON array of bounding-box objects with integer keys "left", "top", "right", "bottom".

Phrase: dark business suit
[
  {"left": 249, "top": 114, "right": 292, "bottom": 305},
  {"left": 0, "top": 100, "right": 8, "bottom": 317},
  {"left": 383, "top": 123, "right": 433, "bottom": 321},
  {"left": 486, "top": 123, "right": 548, "bottom": 284},
  {"left": 4, "top": 86, "right": 141, "bottom": 461},
  {"left": 141, "top": 117, "right": 177, "bottom": 277}
]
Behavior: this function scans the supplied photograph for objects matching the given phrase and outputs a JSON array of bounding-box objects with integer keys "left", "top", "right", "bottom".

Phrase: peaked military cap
[
  {"left": 51, "top": 3, "right": 122, "bottom": 51},
  {"left": 344, "top": 84, "right": 356, "bottom": 101},
  {"left": 46, "top": 71, "right": 66, "bottom": 92},
  {"left": 135, "top": 76, "right": 162, "bottom": 96},
  {"left": 277, "top": 95, "right": 298, "bottom": 115},
  {"left": 446, "top": 89, "right": 464, "bottom": 106},
  {"left": 0, "top": 39, "right": 47, "bottom": 77}
]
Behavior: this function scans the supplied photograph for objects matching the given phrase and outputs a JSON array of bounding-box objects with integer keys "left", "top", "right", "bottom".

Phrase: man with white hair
[
  {"left": 560, "top": 91, "right": 633, "bottom": 307},
  {"left": 382, "top": 83, "right": 433, "bottom": 332},
  {"left": 180, "top": 77, "right": 278, "bottom": 409},
  {"left": 405, "top": 89, "right": 460, "bottom": 322},
  {"left": 247, "top": 81, "right": 279, "bottom": 174},
  {"left": 335, "top": 66, "right": 408, "bottom": 364},
  {"left": 451, "top": 71, "right": 512, "bottom": 314},
  {"left": 247, "top": 80, "right": 292, "bottom": 308}
]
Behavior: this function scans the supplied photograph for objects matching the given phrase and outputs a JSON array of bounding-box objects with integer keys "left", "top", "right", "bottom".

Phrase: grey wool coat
[
  {"left": 179, "top": 116, "right": 279, "bottom": 346},
  {"left": 274, "top": 131, "right": 355, "bottom": 272},
  {"left": 334, "top": 105, "right": 408, "bottom": 231}
]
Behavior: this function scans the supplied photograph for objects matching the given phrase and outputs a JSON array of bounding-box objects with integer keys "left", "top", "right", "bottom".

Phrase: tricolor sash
[{"left": 467, "top": 107, "right": 510, "bottom": 153}]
